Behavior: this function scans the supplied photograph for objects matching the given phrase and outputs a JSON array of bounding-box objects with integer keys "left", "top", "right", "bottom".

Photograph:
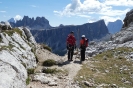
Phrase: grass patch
[
  {"left": 27, "top": 68, "right": 35, "bottom": 75},
  {"left": 3, "top": 28, "right": 22, "bottom": 36},
  {"left": 41, "top": 44, "right": 52, "bottom": 52},
  {"left": 75, "top": 47, "right": 133, "bottom": 87},
  {"left": 42, "top": 68, "right": 68, "bottom": 74},
  {"left": 26, "top": 76, "right": 31, "bottom": 85},
  {"left": 43, "top": 59, "right": 56, "bottom": 66},
  {"left": 0, "top": 44, "right": 14, "bottom": 51},
  {"left": 42, "top": 68, "right": 60, "bottom": 74}
]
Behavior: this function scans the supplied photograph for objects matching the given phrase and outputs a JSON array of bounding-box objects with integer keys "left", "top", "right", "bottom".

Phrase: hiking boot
[
  {"left": 68, "top": 59, "right": 71, "bottom": 61},
  {"left": 70, "top": 59, "right": 73, "bottom": 61}
]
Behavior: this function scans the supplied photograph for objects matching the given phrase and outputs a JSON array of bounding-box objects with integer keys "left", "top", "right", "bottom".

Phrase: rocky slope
[
  {"left": 0, "top": 22, "right": 37, "bottom": 88},
  {"left": 86, "top": 9, "right": 133, "bottom": 58}
]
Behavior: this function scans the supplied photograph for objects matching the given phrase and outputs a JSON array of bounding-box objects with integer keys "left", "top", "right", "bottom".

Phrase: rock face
[
  {"left": 107, "top": 20, "right": 123, "bottom": 34},
  {"left": 123, "top": 9, "right": 133, "bottom": 28},
  {"left": 0, "top": 23, "right": 37, "bottom": 88},
  {"left": 86, "top": 9, "right": 133, "bottom": 57},
  {"left": 112, "top": 9, "right": 133, "bottom": 44},
  {"left": 30, "top": 20, "right": 109, "bottom": 55},
  {"left": 10, "top": 16, "right": 51, "bottom": 30}
]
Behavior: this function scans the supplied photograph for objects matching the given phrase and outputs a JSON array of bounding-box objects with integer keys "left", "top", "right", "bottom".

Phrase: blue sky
[{"left": 0, "top": 0, "right": 133, "bottom": 27}]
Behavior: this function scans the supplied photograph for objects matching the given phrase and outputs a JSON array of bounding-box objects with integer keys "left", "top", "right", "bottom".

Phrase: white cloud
[
  {"left": 54, "top": 0, "right": 105, "bottom": 16},
  {"left": 54, "top": 0, "right": 132, "bottom": 25},
  {"left": 14, "top": 15, "right": 22, "bottom": 21},
  {"left": 78, "top": 15, "right": 91, "bottom": 18},
  {"left": 30, "top": 5, "right": 37, "bottom": 8},
  {"left": 0, "top": 11, "right": 6, "bottom": 13},
  {"left": 99, "top": 16, "right": 121, "bottom": 25},
  {"left": 104, "top": 0, "right": 133, "bottom": 6},
  {"left": 100, "top": 8, "right": 130, "bottom": 16},
  {"left": 88, "top": 18, "right": 98, "bottom": 23}
]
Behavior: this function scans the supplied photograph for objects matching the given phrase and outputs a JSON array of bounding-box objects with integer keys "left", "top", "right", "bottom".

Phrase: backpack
[{"left": 81, "top": 38, "right": 88, "bottom": 49}]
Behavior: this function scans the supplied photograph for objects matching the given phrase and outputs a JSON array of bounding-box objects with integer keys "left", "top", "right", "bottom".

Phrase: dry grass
[{"left": 75, "top": 47, "right": 133, "bottom": 88}]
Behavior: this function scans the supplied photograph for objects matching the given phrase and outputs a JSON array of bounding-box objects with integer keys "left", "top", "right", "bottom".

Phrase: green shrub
[
  {"left": 21, "top": 63, "right": 26, "bottom": 68},
  {"left": 41, "top": 44, "right": 52, "bottom": 52},
  {"left": 0, "top": 44, "right": 14, "bottom": 51},
  {"left": 27, "top": 68, "right": 34, "bottom": 75},
  {"left": 43, "top": 59, "right": 56, "bottom": 66},
  {"left": 42, "top": 68, "right": 57, "bottom": 74},
  {"left": 26, "top": 76, "right": 31, "bottom": 85}
]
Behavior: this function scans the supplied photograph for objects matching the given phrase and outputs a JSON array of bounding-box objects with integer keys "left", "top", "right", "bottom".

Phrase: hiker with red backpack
[
  {"left": 80, "top": 35, "right": 88, "bottom": 61},
  {"left": 66, "top": 31, "right": 76, "bottom": 61}
]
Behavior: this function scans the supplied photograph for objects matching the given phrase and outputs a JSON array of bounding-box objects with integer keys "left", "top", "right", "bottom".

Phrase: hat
[
  {"left": 81, "top": 35, "right": 85, "bottom": 37},
  {"left": 70, "top": 31, "right": 74, "bottom": 33}
]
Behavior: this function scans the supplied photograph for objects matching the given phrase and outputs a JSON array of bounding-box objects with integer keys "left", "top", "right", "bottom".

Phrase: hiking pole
[{"left": 75, "top": 28, "right": 80, "bottom": 60}]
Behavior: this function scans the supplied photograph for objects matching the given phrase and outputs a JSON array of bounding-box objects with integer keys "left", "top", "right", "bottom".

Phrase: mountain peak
[{"left": 9, "top": 16, "right": 51, "bottom": 30}]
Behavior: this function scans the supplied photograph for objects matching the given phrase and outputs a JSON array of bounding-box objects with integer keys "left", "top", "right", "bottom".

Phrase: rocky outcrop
[
  {"left": 10, "top": 16, "right": 51, "bottom": 30},
  {"left": 0, "top": 22, "right": 12, "bottom": 32},
  {"left": 0, "top": 23, "right": 37, "bottom": 88},
  {"left": 107, "top": 20, "right": 123, "bottom": 34},
  {"left": 31, "top": 20, "right": 109, "bottom": 55},
  {"left": 111, "top": 9, "right": 133, "bottom": 44},
  {"left": 86, "top": 9, "right": 133, "bottom": 57},
  {"left": 123, "top": 9, "right": 133, "bottom": 28}
]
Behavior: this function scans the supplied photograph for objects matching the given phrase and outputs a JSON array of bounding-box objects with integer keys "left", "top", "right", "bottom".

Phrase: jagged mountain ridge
[
  {"left": 107, "top": 20, "right": 123, "bottom": 34},
  {"left": 9, "top": 16, "right": 109, "bottom": 55},
  {"left": 30, "top": 19, "right": 109, "bottom": 55},
  {"left": 10, "top": 16, "right": 51, "bottom": 30}
]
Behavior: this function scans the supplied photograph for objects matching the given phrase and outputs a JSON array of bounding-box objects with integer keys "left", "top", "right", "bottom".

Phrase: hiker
[
  {"left": 80, "top": 35, "right": 88, "bottom": 61},
  {"left": 66, "top": 31, "right": 76, "bottom": 61}
]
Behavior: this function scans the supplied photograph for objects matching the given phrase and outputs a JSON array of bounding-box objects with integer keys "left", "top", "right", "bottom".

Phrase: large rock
[
  {"left": 123, "top": 9, "right": 133, "bottom": 28},
  {"left": 0, "top": 25, "right": 37, "bottom": 88},
  {"left": 111, "top": 9, "right": 133, "bottom": 44}
]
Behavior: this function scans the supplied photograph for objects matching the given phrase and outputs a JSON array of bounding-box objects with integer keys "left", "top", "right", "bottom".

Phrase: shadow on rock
[
  {"left": 73, "top": 60, "right": 82, "bottom": 64},
  {"left": 58, "top": 60, "right": 71, "bottom": 66}
]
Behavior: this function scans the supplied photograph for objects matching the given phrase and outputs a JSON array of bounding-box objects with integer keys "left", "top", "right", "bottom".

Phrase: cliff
[{"left": 30, "top": 20, "right": 109, "bottom": 55}]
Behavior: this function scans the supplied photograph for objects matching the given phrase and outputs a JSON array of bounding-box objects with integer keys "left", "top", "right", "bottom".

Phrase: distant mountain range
[
  {"left": 9, "top": 16, "right": 51, "bottom": 30},
  {"left": 30, "top": 20, "right": 109, "bottom": 55},
  {"left": 9, "top": 16, "right": 124, "bottom": 55},
  {"left": 8, "top": 18, "right": 16, "bottom": 23},
  {"left": 107, "top": 20, "right": 123, "bottom": 34}
]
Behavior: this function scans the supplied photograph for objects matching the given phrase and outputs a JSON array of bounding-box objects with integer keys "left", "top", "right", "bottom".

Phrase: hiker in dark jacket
[
  {"left": 80, "top": 35, "right": 88, "bottom": 61},
  {"left": 66, "top": 31, "right": 76, "bottom": 61}
]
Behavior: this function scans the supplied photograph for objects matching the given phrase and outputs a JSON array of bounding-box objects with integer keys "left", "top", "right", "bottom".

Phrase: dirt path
[{"left": 27, "top": 55, "right": 82, "bottom": 88}]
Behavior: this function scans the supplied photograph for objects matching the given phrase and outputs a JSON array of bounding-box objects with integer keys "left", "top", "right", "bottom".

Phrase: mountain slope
[
  {"left": 107, "top": 20, "right": 123, "bottom": 34},
  {"left": 31, "top": 19, "right": 109, "bottom": 55}
]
